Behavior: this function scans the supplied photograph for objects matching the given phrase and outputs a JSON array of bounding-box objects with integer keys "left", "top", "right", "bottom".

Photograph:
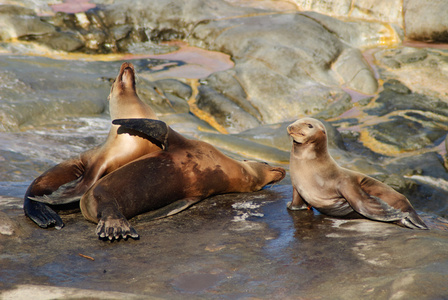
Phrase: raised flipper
[
  {"left": 23, "top": 197, "right": 64, "bottom": 229},
  {"left": 28, "top": 177, "right": 84, "bottom": 205},
  {"left": 135, "top": 197, "right": 203, "bottom": 223},
  {"left": 113, "top": 118, "right": 168, "bottom": 150}
]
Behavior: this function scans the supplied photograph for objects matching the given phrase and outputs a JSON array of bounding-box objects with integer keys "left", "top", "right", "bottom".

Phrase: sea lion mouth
[{"left": 117, "top": 62, "right": 135, "bottom": 83}]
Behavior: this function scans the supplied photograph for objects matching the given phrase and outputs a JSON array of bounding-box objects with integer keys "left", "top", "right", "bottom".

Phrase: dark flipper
[
  {"left": 135, "top": 197, "right": 203, "bottom": 223},
  {"left": 287, "top": 187, "right": 310, "bottom": 211},
  {"left": 113, "top": 118, "right": 169, "bottom": 150},
  {"left": 23, "top": 197, "right": 64, "bottom": 229},
  {"left": 28, "top": 177, "right": 83, "bottom": 205}
]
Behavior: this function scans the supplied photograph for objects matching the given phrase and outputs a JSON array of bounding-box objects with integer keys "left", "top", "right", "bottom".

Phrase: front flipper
[
  {"left": 135, "top": 197, "right": 203, "bottom": 223},
  {"left": 28, "top": 177, "right": 84, "bottom": 205},
  {"left": 24, "top": 197, "right": 64, "bottom": 229},
  {"left": 340, "top": 182, "right": 408, "bottom": 222},
  {"left": 96, "top": 209, "right": 139, "bottom": 241},
  {"left": 287, "top": 187, "right": 310, "bottom": 211},
  {"left": 113, "top": 118, "right": 168, "bottom": 150}
]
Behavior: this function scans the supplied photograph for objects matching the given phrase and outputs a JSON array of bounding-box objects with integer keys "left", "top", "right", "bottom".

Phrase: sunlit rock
[{"left": 404, "top": 0, "right": 448, "bottom": 43}]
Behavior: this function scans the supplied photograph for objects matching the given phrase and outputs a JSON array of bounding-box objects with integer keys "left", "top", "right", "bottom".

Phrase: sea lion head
[
  {"left": 108, "top": 62, "right": 136, "bottom": 100},
  {"left": 242, "top": 160, "right": 286, "bottom": 189},
  {"left": 287, "top": 117, "right": 327, "bottom": 146}
]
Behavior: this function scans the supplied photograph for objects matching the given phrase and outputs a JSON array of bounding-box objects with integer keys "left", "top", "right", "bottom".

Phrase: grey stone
[
  {"left": 196, "top": 85, "right": 261, "bottom": 133},
  {"left": 404, "top": 0, "right": 448, "bottom": 42},
  {"left": 0, "top": 5, "right": 55, "bottom": 41}
]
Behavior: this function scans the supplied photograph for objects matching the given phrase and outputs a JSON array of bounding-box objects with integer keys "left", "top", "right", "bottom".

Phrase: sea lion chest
[{"left": 290, "top": 155, "right": 353, "bottom": 215}]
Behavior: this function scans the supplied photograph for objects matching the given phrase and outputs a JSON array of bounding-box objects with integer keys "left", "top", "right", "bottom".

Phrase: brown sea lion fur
[
  {"left": 24, "top": 62, "right": 161, "bottom": 229},
  {"left": 287, "top": 117, "right": 427, "bottom": 230}
]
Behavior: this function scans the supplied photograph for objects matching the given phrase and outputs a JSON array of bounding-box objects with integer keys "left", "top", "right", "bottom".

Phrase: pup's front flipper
[
  {"left": 96, "top": 210, "right": 139, "bottom": 241},
  {"left": 287, "top": 187, "right": 310, "bottom": 211}
]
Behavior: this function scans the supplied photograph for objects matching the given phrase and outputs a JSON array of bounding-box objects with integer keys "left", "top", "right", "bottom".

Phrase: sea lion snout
[{"left": 271, "top": 167, "right": 286, "bottom": 182}]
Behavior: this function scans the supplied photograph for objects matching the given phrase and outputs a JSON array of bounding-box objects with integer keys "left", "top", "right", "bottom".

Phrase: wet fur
[
  {"left": 80, "top": 119, "right": 286, "bottom": 240},
  {"left": 287, "top": 117, "right": 427, "bottom": 230},
  {"left": 24, "top": 63, "right": 160, "bottom": 229}
]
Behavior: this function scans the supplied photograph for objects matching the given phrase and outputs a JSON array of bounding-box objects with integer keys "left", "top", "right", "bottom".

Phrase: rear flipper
[
  {"left": 135, "top": 197, "right": 202, "bottom": 223},
  {"left": 28, "top": 177, "right": 84, "bottom": 205},
  {"left": 23, "top": 197, "right": 64, "bottom": 229},
  {"left": 397, "top": 211, "right": 429, "bottom": 230}
]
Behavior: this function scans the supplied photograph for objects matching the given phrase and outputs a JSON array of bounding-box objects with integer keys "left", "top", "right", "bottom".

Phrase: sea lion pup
[
  {"left": 71, "top": 118, "right": 285, "bottom": 240},
  {"left": 24, "top": 62, "right": 161, "bottom": 229},
  {"left": 287, "top": 117, "right": 428, "bottom": 230}
]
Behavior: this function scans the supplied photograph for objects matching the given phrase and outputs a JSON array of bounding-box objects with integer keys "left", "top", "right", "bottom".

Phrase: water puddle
[{"left": 50, "top": 0, "right": 96, "bottom": 14}]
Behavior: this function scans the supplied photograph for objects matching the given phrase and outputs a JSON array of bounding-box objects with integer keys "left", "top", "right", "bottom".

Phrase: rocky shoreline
[{"left": 1, "top": 0, "right": 448, "bottom": 298}]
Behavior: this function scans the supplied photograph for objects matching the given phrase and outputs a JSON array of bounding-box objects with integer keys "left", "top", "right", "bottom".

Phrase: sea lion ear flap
[{"left": 113, "top": 118, "right": 169, "bottom": 150}]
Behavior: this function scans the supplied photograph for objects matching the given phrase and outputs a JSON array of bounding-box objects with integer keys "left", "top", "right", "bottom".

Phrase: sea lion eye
[{"left": 307, "top": 124, "right": 313, "bottom": 128}]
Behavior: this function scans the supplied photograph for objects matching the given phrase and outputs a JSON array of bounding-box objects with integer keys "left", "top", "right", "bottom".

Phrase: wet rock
[
  {"left": 28, "top": 31, "right": 84, "bottom": 52},
  {"left": 196, "top": 85, "right": 260, "bottom": 133},
  {"left": 136, "top": 78, "right": 190, "bottom": 114},
  {"left": 359, "top": 80, "right": 448, "bottom": 152},
  {"left": 197, "top": 131, "right": 290, "bottom": 163},
  {"left": 2, "top": 285, "right": 147, "bottom": 300},
  {"left": 0, "top": 211, "right": 18, "bottom": 237},
  {"left": 302, "top": 11, "right": 402, "bottom": 48},
  {"left": 384, "top": 152, "right": 448, "bottom": 216},
  {"left": 0, "top": 56, "right": 110, "bottom": 131},
  {"left": 204, "top": 70, "right": 261, "bottom": 121},
  {"left": 404, "top": 0, "right": 448, "bottom": 42},
  {"left": 189, "top": 11, "right": 378, "bottom": 125},
  {"left": 333, "top": 48, "right": 378, "bottom": 94},
  {"left": 0, "top": 5, "right": 55, "bottom": 41},
  {"left": 1, "top": 187, "right": 447, "bottom": 299},
  {"left": 292, "top": 0, "right": 404, "bottom": 24},
  {"left": 374, "top": 47, "right": 448, "bottom": 101},
  {"left": 368, "top": 115, "right": 446, "bottom": 152},
  {"left": 155, "top": 79, "right": 192, "bottom": 101}
]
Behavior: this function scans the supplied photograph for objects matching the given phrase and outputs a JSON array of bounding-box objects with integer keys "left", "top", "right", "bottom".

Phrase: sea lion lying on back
[
  {"left": 287, "top": 117, "right": 428, "bottom": 230},
  {"left": 24, "top": 62, "right": 161, "bottom": 229},
  {"left": 35, "top": 119, "right": 286, "bottom": 240}
]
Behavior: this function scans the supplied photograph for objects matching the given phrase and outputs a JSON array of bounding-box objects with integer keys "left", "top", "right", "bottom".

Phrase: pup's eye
[{"left": 307, "top": 124, "right": 313, "bottom": 128}]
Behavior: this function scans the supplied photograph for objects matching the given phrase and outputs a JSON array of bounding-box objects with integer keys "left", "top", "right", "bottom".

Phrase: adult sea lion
[
  {"left": 287, "top": 117, "right": 428, "bottom": 230},
  {"left": 36, "top": 118, "right": 286, "bottom": 240},
  {"left": 24, "top": 62, "right": 161, "bottom": 229}
]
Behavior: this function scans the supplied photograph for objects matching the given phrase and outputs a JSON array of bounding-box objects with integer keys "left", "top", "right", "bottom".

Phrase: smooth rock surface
[{"left": 1, "top": 186, "right": 448, "bottom": 299}]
